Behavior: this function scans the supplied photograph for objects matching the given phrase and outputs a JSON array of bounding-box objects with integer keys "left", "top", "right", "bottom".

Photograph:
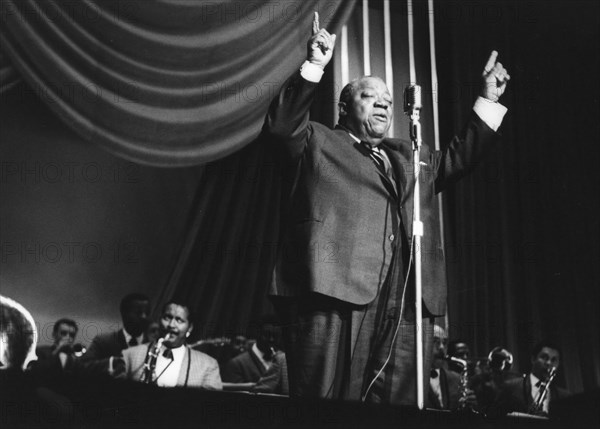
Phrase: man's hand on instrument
[
  {"left": 481, "top": 50, "right": 510, "bottom": 102},
  {"left": 307, "top": 12, "right": 336, "bottom": 69}
]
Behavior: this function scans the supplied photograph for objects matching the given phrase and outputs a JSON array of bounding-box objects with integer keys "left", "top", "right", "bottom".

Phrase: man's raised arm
[{"left": 263, "top": 12, "right": 336, "bottom": 159}]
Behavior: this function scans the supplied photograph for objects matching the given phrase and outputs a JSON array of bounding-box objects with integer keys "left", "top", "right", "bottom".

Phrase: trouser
[{"left": 273, "top": 274, "right": 435, "bottom": 405}]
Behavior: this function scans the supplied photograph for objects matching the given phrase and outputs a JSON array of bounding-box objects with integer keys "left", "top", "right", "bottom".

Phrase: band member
[
  {"left": 116, "top": 300, "right": 222, "bottom": 389},
  {"left": 489, "top": 341, "right": 570, "bottom": 417}
]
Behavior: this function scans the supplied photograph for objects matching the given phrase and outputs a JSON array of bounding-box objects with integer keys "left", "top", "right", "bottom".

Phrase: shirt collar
[
  {"left": 530, "top": 372, "right": 541, "bottom": 389},
  {"left": 252, "top": 343, "right": 270, "bottom": 370},
  {"left": 168, "top": 344, "right": 186, "bottom": 360},
  {"left": 122, "top": 328, "right": 144, "bottom": 346}
]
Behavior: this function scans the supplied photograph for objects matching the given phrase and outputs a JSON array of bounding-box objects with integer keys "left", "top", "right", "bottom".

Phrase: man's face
[
  {"left": 122, "top": 299, "right": 149, "bottom": 337},
  {"left": 340, "top": 77, "right": 393, "bottom": 146},
  {"left": 531, "top": 347, "right": 560, "bottom": 380},
  {"left": 160, "top": 304, "right": 192, "bottom": 349},
  {"left": 450, "top": 342, "right": 470, "bottom": 360},
  {"left": 256, "top": 324, "right": 281, "bottom": 357},
  {"left": 53, "top": 323, "right": 76, "bottom": 346},
  {"left": 432, "top": 328, "right": 448, "bottom": 360}
]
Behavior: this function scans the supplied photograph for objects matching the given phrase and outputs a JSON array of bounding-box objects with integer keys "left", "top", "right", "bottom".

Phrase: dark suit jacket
[
  {"left": 491, "top": 373, "right": 570, "bottom": 416},
  {"left": 121, "top": 344, "right": 222, "bottom": 389},
  {"left": 264, "top": 72, "right": 498, "bottom": 315},
  {"left": 428, "top": 366, "right": 462, "bottom": 410},
  {"left": 252, "top": 351, "right": 289, "bottom": 395},
  {"left": 221, "top": 347, "right": 267, "bottom": 383},
  {"left": 80, "top": 329, "right": 145, "bottom": 373}
]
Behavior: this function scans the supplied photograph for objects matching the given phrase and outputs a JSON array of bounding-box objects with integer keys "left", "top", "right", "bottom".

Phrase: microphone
[{"left": 403, "top": 84, "right": 422, "bottom": 115}]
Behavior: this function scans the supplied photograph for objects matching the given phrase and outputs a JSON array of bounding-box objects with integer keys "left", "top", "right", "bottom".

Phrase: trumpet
[
  {"left": 140, "top": 333, "right": 169, "bottom": 384},
  {"left": 529, "top": 366, "right": 557, "bottom": 416}
]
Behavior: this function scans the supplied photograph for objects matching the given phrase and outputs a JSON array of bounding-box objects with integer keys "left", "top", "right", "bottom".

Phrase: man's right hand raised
[{"left": 307, "top": 12, "right": 336, "bottom": 69}]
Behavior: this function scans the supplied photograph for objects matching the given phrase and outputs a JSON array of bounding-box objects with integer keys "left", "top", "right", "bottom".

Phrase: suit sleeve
[
  {"left": 221, "top": 358, "right": 243, "bottom": 383},
  {"left": 203, "top": 359, "right": 223, "bottom": 390},
  {"left": 78, "top": 336, "right": 112, "bottom": 374},
  {"left": 433, "top": 111, "right": 499, "bottom": 193},
  {"left": 263, "top": 72, "right": 319, "bottom": 162}
]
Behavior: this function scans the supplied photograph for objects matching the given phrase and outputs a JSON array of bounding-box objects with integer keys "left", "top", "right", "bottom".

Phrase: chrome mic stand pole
[{"left": 405, "top": 85, "right": 424, "bottom": 409}]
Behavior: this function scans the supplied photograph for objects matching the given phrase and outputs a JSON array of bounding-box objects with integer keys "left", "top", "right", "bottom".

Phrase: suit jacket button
[{"left": 389, "top": 234, "right": 395, "bottom": 242}]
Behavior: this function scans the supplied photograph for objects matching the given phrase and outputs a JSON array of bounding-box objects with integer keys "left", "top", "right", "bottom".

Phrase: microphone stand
[{"left": 407, "top": 91, "right": 424, "bottom": 409}]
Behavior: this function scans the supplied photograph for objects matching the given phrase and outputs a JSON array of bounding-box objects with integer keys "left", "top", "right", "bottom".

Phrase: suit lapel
[
  {"left": 177, "top": 347, "right": 191, "bottom": 387},
  {"left": 352, "top": 140, "right": 399, "bottom": 202},
  {"left": 117, "top": 330, "right": 128, "bottom": 351}
]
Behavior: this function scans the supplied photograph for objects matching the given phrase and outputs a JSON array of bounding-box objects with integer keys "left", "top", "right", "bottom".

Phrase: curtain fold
[{"left": 0, "top": 0, "right": 356, "bottom": 166}]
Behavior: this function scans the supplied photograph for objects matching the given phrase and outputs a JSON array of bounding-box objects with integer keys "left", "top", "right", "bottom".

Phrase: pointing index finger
[
  {"left": 484, "top": 50, "right": 498, "bottom": 73},
  {"left": 313, "top": 11, "right": 320, "bottom": 35}
]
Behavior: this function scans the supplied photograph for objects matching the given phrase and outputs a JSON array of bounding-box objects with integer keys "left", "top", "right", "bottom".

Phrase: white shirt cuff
[
  {"left": 473, "top": 96, "right": 507, "bottom": 132},
  {"left": 300, "top": 61, "right": 324, "bottom": 83}
]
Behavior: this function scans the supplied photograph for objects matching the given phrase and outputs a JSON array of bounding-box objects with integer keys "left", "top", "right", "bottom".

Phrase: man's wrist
[
  {"left": 473, "top": 96, "right": 507, "bottom": 132},
  {"left": 300, "top": 61, "right": 324, "bottom": 83}
]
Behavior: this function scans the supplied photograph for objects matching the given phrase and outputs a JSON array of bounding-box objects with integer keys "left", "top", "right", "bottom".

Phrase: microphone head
[{"left": 404, "top": 84, "right": 422, "bottom": 114}]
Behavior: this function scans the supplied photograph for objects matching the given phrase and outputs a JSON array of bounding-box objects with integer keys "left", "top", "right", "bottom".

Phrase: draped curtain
[{"left": 0, "top": 0, "right": 355, "bottom": 166}]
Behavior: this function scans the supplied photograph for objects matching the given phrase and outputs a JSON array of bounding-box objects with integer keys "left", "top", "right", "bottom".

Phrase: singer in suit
[
  {"left": 118, "top": 300, "right": 222, "bottom": 389},
  {"left": 264, "top": 13, "right": 510, "bottom": 405}
]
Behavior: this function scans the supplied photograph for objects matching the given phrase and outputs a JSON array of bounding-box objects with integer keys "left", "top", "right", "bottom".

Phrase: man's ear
[{"left": 338, "top": 102, "right": 347, "bottom": 117}]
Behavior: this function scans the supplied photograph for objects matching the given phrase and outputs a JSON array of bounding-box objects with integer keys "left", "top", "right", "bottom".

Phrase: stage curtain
[
  {"left": 435, "top": 0, "right": 599, "bottom": 393},
  {"left": 0, "top": 0, "right": 355, "bottom": 166}
]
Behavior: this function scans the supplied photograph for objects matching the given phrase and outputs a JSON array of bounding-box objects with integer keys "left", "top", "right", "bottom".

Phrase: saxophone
[
  {"left": 140, "top": 333, "right": 169, "bottom": 384},
  {"left": 449, "top": 356, "right": 471, "bottom": 410},
  {"left": 528, "top": 366, "right": 557, "bottom": 416}
]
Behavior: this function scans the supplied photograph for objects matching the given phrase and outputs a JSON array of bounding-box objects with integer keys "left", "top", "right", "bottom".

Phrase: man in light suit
[
  {"left": 117, "top": 300, "right": 222, "bottom": 389},
  {"left": 264, "top": 13, "right": 509, "bottom": 405}
]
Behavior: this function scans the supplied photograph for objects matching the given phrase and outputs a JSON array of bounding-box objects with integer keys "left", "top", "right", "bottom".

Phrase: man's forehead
[
  {"left": 355, "top": 77, "right": 389, "bottom": 93},
  {"left": 539, "top": 347, "right": 560, "bottom": 357}
]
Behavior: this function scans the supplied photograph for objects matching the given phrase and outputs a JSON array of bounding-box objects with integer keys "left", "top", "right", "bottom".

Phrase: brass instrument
[
  {"left": 140, "top": 333, "right": 169, "bottom": 384},
  {"left": 529, "top": 366, "right": 557, "bottom": 416}
]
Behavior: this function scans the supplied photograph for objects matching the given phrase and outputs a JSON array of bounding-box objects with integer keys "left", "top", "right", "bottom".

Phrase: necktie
[
  {"left": 363, "top": 143, "right": 392, "bottom": 177},
  {"left": 128, "top": 337, "right": 138, "bottom": 347},
  {"left": 163, "top": 348, "right": 173, "bottom": 359}
]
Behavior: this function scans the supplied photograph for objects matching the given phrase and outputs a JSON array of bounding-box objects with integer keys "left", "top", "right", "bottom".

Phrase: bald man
[{"left": 264, "top": 12, "right": 509, "bottom": 405}]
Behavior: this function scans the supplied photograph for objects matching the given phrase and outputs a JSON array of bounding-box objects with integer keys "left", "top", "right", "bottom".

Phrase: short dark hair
[
  {"left": 161, "top": 300, "right": 194, "bottom": 323},
  {"left": 53, "top": 318, "right": 78, "bottom": 335},
  {"left": 120, "top": 293, "right": 149, "bottom": 315},
  {"left": 531, "top": 340, "right": 561, "bottom": 359},
  {"left": 447, "top": 339, "right": 469, "bottom": 357}
]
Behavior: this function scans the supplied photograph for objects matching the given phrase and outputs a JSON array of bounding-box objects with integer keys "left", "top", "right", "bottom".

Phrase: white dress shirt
[
  {"left": 155, "top": 345, "right": 185, "bottom": 387},
  {"left": 530, "top": 373, "right": 550, "bottom": 414},
  {"left": 252, "top": 343, "right": 271, "bottom": 371}
]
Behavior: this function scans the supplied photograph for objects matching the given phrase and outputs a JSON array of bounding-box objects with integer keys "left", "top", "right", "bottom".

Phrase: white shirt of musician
[
  {"left": 122, "top": 328, "right": 144, "bottom": 348},
  {"left": 530, "top": 373, "right": 550, "bottom": 414},
  {"left": 429, "top": 368, "right": 444, "bottom": 409},
  {"left": 252, "top": 343, "right": 271, "bottom": 371},
  {"left": 155, "top": 345, "right": 185, "bottom": 387}
]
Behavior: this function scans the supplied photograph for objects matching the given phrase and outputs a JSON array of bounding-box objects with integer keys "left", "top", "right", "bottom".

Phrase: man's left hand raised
[{"left": 481, "top": 51, "right": 510, "bottom": 102}]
